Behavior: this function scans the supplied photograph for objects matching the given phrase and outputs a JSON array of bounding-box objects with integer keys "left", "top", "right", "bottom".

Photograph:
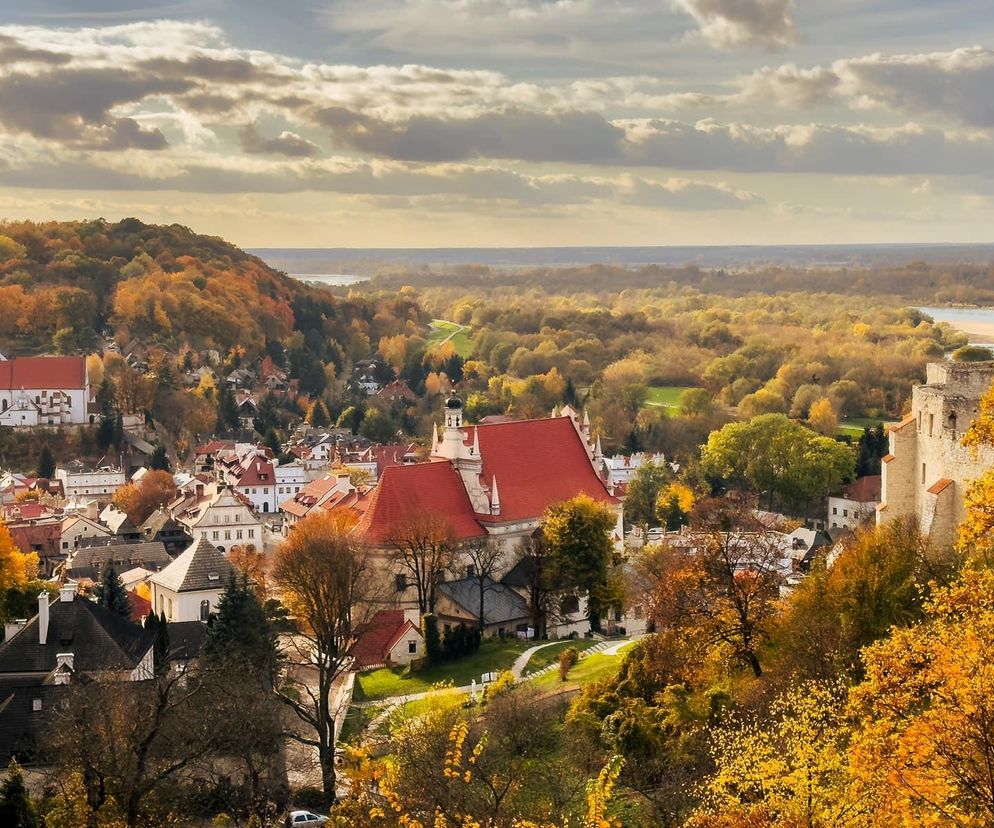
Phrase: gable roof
[
  {"left": 355, "top": 461, "right": 486, "bottom": 544},
  {"left": 0, "top": 356, "right": 86, "bottom": 390},
  {"left": 67, "top": 541, "right": 171, "bottom": 580},
  {"left": 467, "top": 416, "right": 617, "bottom": 523},
  {"left": 0, "top": 596, "right": 154, "bottom": 675},
  {"left": 438, "top": 576, "right": 530, "bottom": 626},
  {"left": 349, "top": 610, "right": 422, "bottom": 669},
  {"left": 150, "top": 536, "right": 235, "bottom": 593},
  {"left": 832, "top": 475, "right": 882, "bottom": 503}
]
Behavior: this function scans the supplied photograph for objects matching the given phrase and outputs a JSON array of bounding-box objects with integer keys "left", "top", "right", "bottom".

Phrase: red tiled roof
[
  {"left": 355, "top": 461, "right": 486, "bottom": 544},
  {"left": 833, "top": 475, "right": 881, "bottom": 503},
  {"left": 927, "top": 478, "right": 954, "bottom": 495},
  {"left": 376, "top": 380, "right": 417, "bottom": 402},
  {"left": 468, "top": 417, "right": 617, "bottom": 523},
  {"left": 0, "top": 356, "right": 85, "bottom": 390},
  {"left": 349, "top": 610, "right": 419, "bottom": 669},
  {"left": 128, "top": 589, "right": 152, "bottom": 623},
  {"left": 237, "top": 458, "right": 275, "bottom": 487},
  {"left": 889, "top": 414, "right": 915, "bottom": 432},
  {"left": 371, "top": 443, "right": 418, "bottom": 476},
  {"left": 195, "top": 440, "right": 234, "bottom": 456}
]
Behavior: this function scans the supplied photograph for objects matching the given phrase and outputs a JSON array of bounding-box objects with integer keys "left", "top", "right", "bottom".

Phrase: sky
[{"left": 1, "top": 0, "right": 994, "bottom": 247}]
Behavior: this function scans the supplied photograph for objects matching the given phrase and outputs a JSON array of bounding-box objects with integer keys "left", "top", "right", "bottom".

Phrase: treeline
[{"left": 369, "top": 260, "right": 994, "bottom": 301}]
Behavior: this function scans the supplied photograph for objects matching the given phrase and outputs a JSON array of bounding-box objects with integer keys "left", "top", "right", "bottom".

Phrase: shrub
[{"left": 558, "top": 646, "right": 580, "bottom": 681}]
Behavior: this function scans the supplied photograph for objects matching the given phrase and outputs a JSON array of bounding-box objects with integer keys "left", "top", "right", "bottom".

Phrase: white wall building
[
  {"left": 150, "top": 536, "right": 235, "bottom": 623},
  {"left": 173, "top": 482, "right": 264, "bottom": 552},
  {"left": 0, "top": 356, "right": 90, "bottom": 426},
  {"left": 56, "top": 463, "right": 127, "bottom": 501}
]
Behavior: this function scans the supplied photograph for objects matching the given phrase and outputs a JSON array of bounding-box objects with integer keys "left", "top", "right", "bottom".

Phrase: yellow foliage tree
[
  {"left": 958, "top": 384, "right": 994, "bottom": 562},
  {"left": 849, "top": 565, "right": 994, "bottom": 827},
  {"left": 693, "top": 681, "right": 870, "bottom": 828},
  {"left": 808, "top": 397, "right": 839, "bottom": 437},
  {"left": 0, "top": 518, "right": 39, "bottom": 595}
]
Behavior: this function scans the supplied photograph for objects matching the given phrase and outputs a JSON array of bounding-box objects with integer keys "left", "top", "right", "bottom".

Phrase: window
[
  {"left": 248, "top": 529, "right": 255, "bottom": 539},
  {"left": 561, "top": 595, "right": 580, "bottom": 615},
  {"left": 929, "top": 412, "right": 935, "bottom": 436},
  {"left": 395, "top": 573, "right": 408, "bottom": 592},
  {"left": 200, "top": 600, "right": 210, "bottom": 621},
  {"left": 224, "top": 530, "right": 231, "bottom": 540},
  {"left": 832, "top": 507, "right": 838, "bottom": 515},
  {"left": 408, "top": 640, "right": 417, "bottom": 654},
  {"left": 466, "top": 563, "right": 476, "bottom": 577},
  {"left": 212, "top": 530, "right": 219, "bottom": 541},
  {"left": 167, "top": 598, "right": 173, "bottom": 620},
  {"left": 32, "top": 698, "right": 42, "bottom": 712},
  {"left": 236, "top": 529, "right": 243, "bottom": 540},
  {"left": 922, "top": 463, "right": 926, "bottom": 484},
  {"left": 843, "top": 509, "right": 848, "bottom": 517}
]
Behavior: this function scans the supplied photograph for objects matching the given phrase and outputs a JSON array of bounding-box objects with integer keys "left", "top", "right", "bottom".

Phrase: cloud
[
  {"left": 673, "top": 0, "right": 797, "bottom": 50},
  {"left": 239, "top": 124, "right": 320, "bottom": 157},
  {"left": 837, "top": 47, "right": 994, "bottom": 127},
  {"left": 314, "top": 106, "right": 625, "bottom": 163},
  {"left": 619, "top": 175, "right": 763, "bottom": 209}
]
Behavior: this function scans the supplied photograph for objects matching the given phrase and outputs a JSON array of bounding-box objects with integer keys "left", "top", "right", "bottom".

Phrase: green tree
[
  {"left": 359, "top": 407, "right": 398, "bottom": 443},
  {"left": 624, "top": 461, "right": 671, "bottom": 529},
  {"left": 148, "top": 444, "right": 170, "bottom": 472},
  {"left": 36, "top": 445, "right": 55, "bottom": 479},
  {"left": 421, "top": 612, "right": 442, "bottom": 664},
  {"left": 202, "top": 576, "right": 277, "bottom": 682},
  {"left": 543, "top": 494, "right": 618, "bottom": 629},
  {"left": 679, "top": 387, "right": 714, "bottom": 417},
  {"left": 93, "top": 565, "right": 131, "bottom": 618},
  {"left": 0, "top": 759, "right": 37, "bottom": 828},
  {"left": 336, "top": 405, "right": 361, "bottom": 432},
  {"left": 216, "top": 383, "right": 240, "bottom": 432},
  {"left": 701, "top": 413, "right": 854, "bottom": 511}
]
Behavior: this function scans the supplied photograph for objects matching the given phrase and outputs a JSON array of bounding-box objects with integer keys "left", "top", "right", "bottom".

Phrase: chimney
[
  {"left": 4, "top": 619, "right": 26, "bottom": 642},
  {"left": 59, "top": 582, "right": 76, "bottom": 602},
  {"left": 54, "top": 652, "right": 74, "bottom": 685},
  {"left": 195, "top": 483, "right": 204, "bottom": 499},
  {"left": 38, "top": 591, "right": 50, "bottom": 646}
]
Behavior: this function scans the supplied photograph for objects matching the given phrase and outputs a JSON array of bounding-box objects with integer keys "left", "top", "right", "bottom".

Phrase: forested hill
[{"left": 0, "top": 218, "right": 412, "bottom": 360}]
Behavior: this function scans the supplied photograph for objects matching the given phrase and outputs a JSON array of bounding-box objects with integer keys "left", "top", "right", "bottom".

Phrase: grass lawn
[
  {"left": 522, "top": 639, "right": 598, "bottom": 674},
  {"left": 530, "top": 641, "right": 639, "bottom": 693},
  {"left": 427, "top": 319, "right": 473, "bottom": 358},
  {"left": 644, "top": 385, "right": 694, "bottom": 411},
  {"left": 354, "top": 638, "right": 532, "bottom": 702},
  {"left": 838, "top": 416, "right": 893, "bottom": 438},
  {"left": 339, "top": 703, "right": 384, "bottom": 744}
]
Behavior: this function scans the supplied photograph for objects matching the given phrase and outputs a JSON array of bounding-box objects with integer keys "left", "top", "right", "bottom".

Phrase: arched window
[
  {"left": 200, "top": 600, "right": 210, "bottom": 621},
  {"left": 167, "top": 598, "right": 173, "bottom": 620}
]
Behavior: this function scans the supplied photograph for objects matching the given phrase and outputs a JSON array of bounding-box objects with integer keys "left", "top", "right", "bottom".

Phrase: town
[{"left": 0, "top": 268, "right": 991, "bottom": 826}]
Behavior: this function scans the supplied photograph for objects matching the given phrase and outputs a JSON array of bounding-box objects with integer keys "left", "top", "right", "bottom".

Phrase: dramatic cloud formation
[
  {"left": 673, "top": 0, "right": 798, "bottom": 50},
  {"left": 0, "top": 6, "right": 992, "bottom": 244}
]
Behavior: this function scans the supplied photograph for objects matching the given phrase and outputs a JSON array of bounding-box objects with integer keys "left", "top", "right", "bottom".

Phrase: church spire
[
  {"left": 490, "top": 475, "right": 500, "bottom": 516},
  {"left": 471, "top": 426, "right": 480, "bottom": 457}
]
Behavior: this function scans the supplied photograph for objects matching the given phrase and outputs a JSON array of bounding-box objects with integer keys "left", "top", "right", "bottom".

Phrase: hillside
[{"left": 0, "top": 218, "right": 330, "bottom": 358}]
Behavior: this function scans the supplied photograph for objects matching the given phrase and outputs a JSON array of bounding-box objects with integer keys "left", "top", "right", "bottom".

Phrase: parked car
[{"left": 290, "top": 810, "right": 327, "bottom": 826}]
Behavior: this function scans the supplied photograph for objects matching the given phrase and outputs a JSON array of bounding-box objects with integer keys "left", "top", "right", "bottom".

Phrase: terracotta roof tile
[
  {"left": 349, "top": 610, "right": 418, "bottom": 669},
  {"left": 0, "top": 356, "right": 86, "bottom": 390},
  {"left": 355, "top": 461, "right": 486, "bottom": 544},
  {"left": 468, "top": 417, "right": 617, "bottom": 523}
]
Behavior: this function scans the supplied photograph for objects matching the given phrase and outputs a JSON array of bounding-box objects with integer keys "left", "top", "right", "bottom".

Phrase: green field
[
  {"left": 839, "top": 416, "right": 892, "bottom": 438},
  {"left": 354, "top": 639, "right": 532, "bottom": 702},
  {"left": 644, "top": 386, "right": 694, "bottom": 410},
  {"left": 427, "top": 319, "right": 473, "bottom": 358},
  {"left": 530, "top": 642, "right": 639, "bottom": 692}
]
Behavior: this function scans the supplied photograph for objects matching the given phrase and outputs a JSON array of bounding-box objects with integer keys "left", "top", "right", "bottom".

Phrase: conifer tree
[
  {"left": 36, "top": 445, "right": 55, "bottom": 480},
  {"left": 216, "top": 383, "right": 240, "bottom": 432},
  {"left": 93, "top": 565, "right": 131, "bottom": 618},
  {"left": 0, "top": 759, "right": 37, "bottom": 828},
  {"left": 149, "top": 444, "right": 170, "bottom": 472},
  {"left": 203, "top": 575, "right": 277, "bottom": 682}
]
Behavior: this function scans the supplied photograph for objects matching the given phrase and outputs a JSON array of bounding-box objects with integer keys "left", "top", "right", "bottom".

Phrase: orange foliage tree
[{"left": 112, "top": 470, "right": 177, "bottom": 525}]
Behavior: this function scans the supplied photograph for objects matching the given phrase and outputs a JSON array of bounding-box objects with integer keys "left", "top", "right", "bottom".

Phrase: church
[{"left": 353, "top": 395, "right": 622, "bottom": 547}]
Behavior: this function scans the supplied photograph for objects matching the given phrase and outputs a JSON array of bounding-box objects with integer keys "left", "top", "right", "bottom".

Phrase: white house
[
  {"left": 0, "top": 356, "right": 90, "bottom": 426},
  {"left": 828, "top": 475, "right": 882, "bottom": 530},
  {"left": 150, "top": 536, "right": 236, "bottom": 623},
  {"left": 56, "top": 462, "right": 127, "bottom": 501},
  {"left": 172, "top": 482, "right": 264, "bottom": 553}
]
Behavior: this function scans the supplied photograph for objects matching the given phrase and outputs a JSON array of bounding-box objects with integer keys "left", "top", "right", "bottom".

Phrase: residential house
[
  {"left": 0, "top": 585, "right": 156, "bottom": 763},
  {"left": 59, "top": 513, "right": 112, "bottom": 556},
  {"left": 170, "top": 482, "right": 263, "bottom": 552},
  {"left": 56, "top": 461, "right": 126, "bottom": 502},
  {"left": 376, "top": 380, "right": 417, "bottom": 404},
  {"left": 349, "top": 609, "right": 424, "bottom": 670},
  {"left": 140, "top": 507, "right": 193, "bottom": 555},
  {"left": 828, "top": 475, "right": 882, "bottom": 530},
  {"left": 150, "top": 536, "right": 236, "bottom": 623},
  {"left": 436, "top": 576, "right": 531, "bottom": 638},
  {"left": 279, "top": 473, "right": 356, "bottom": 534},
  {"left": 65, "top": 540, "right": 171, "bottom": 583}
]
